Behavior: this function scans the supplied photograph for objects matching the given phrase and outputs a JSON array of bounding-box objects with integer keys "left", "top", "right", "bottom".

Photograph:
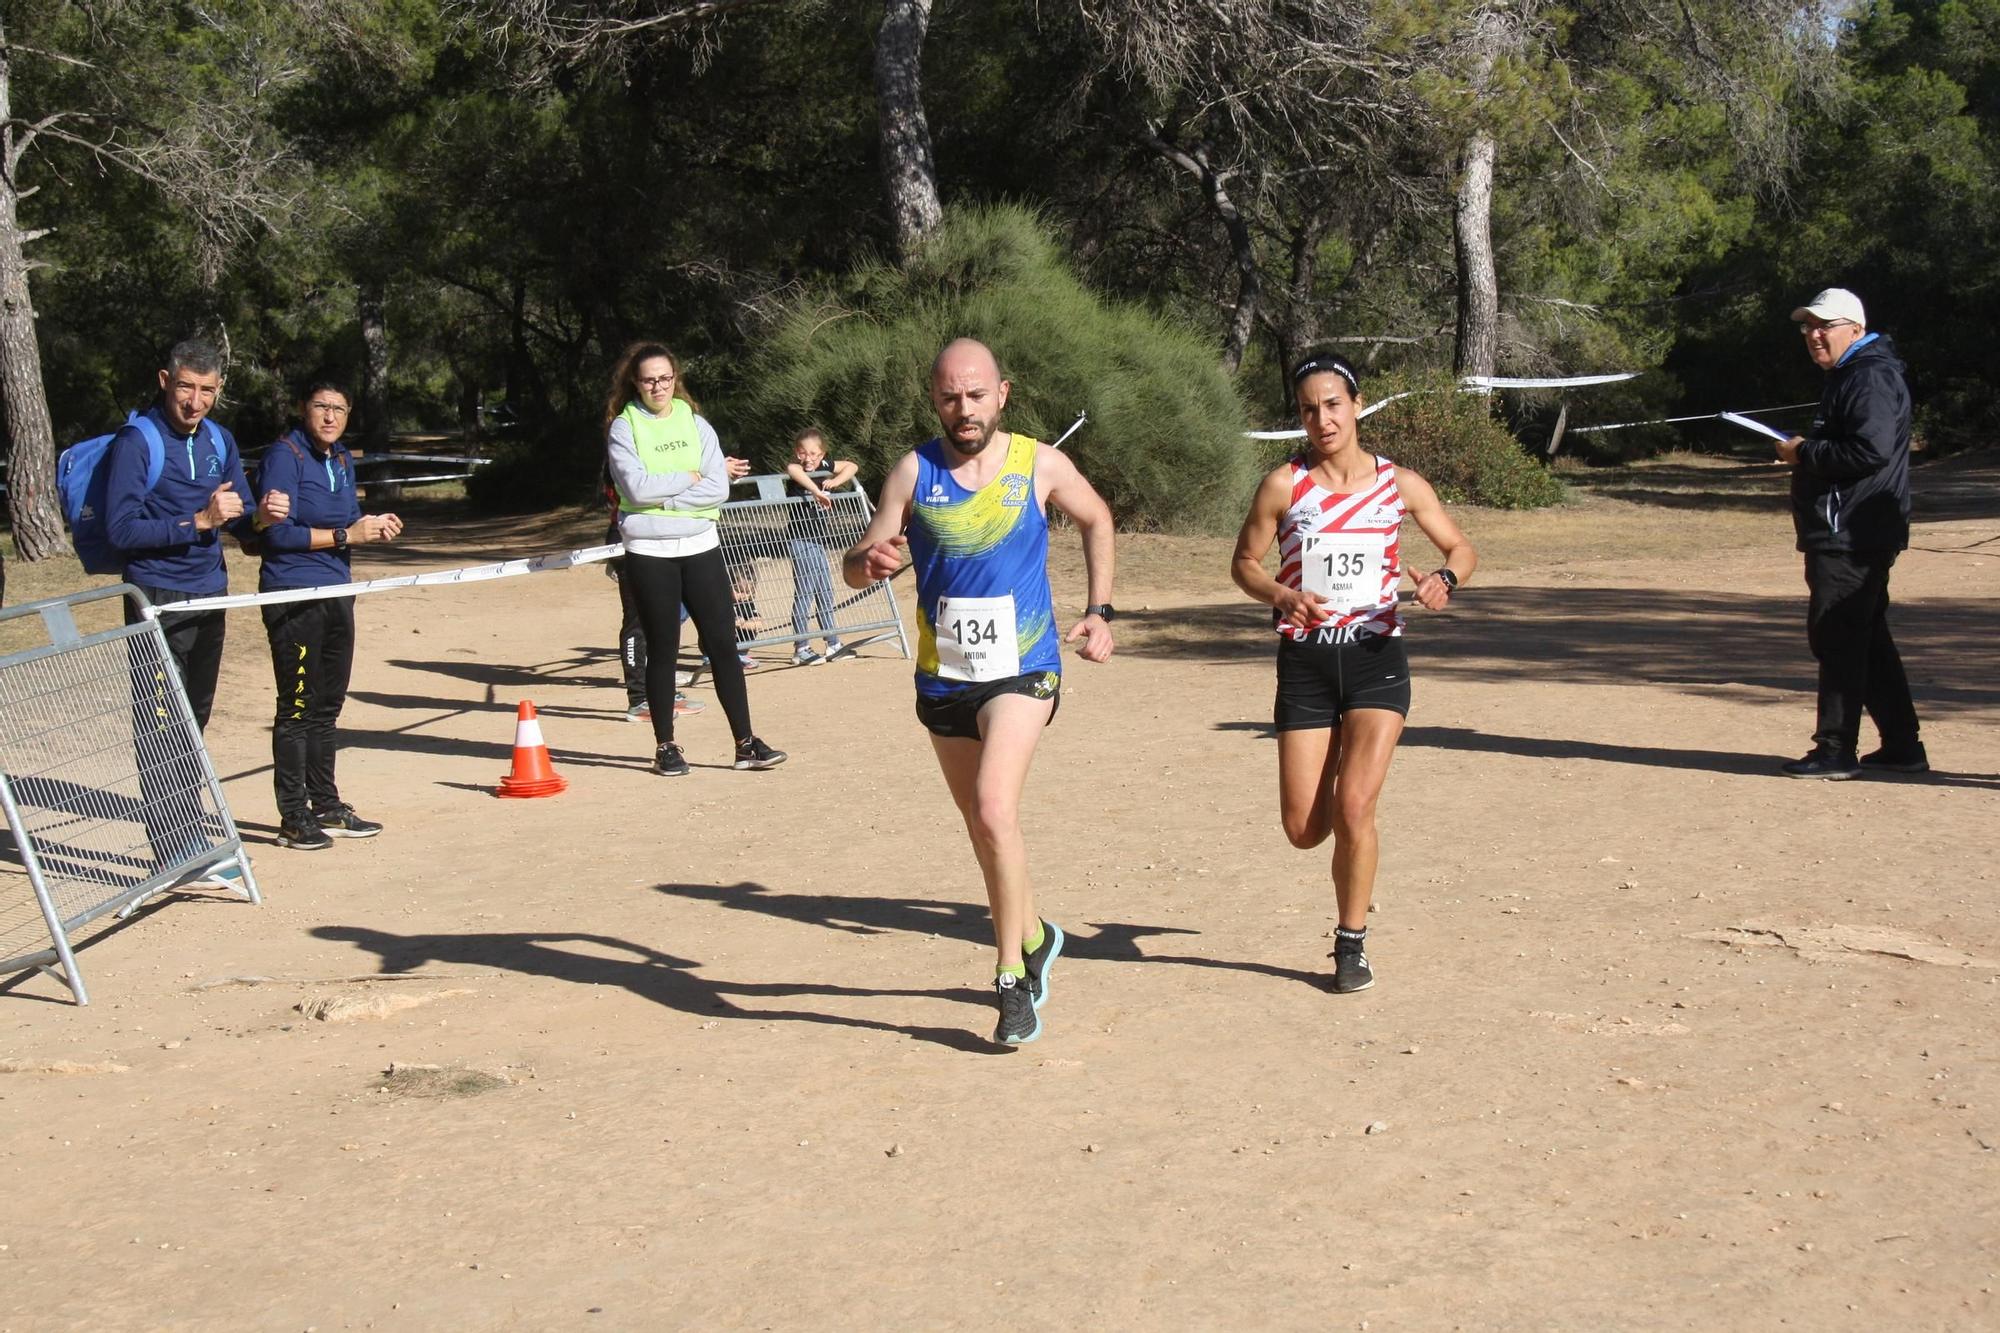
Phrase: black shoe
[
  {"left": 1330, "top": 948, "right": 1375, "bottom": 994},
  {"left": 994, "top": 972, "right": 1041, "bottom": 1044},
  {"left": 276, "top": 821, "right": 333, "bottom": 851},
  {"left": 1023, "top": 919, "right": 1064, "bottom": 1011},
  {"left": 733, "top": 736, "right": 788, "bottom": 771},
  {"left": 652, "top": 742, "right": 690, "bottom": 777},
  {"left": 316, "top": 805, "right": 383, "bottom": 839},
  {"left": 1781, "top": 749, "right": 1862, "bottom": 780},
  {"left": 1860, "top": 743, "right": 1929, "bottom": 774}
]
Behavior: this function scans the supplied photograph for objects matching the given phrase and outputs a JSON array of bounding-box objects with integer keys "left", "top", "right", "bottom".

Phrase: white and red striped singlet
[{"left": 1275, "top": 454, "right": 1406, "bottom": 642}]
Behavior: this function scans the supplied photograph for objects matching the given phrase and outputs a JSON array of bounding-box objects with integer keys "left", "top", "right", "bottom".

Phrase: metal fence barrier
[
  {"left": 716, "top": 479, "right": 910, "bottom": 662},
  {"left": 0, "top": 585, "right": 259, "bottom": 1004}
]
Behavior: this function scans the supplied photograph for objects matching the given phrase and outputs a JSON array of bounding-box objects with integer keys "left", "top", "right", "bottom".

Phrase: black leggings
[{"left": 625, "top": 547, "right": 752, "bottom": 745}]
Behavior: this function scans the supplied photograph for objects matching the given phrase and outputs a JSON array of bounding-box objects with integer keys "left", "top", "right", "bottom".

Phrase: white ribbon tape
[
  {"left": 1717, "top": 411, "right": 1791, "bottom": 443},
  {"left": 1462, "top": 373, "right": 1639, "bottom": 390},
  {"left": 147, "top": 542, "right": 627, "bottom": 616},
  {"left": 1568, "top": 402, "right": 1816, "bottom": 437},
  {"left": 1245, "top": 371, "right": 1641, "bottom": 439}
]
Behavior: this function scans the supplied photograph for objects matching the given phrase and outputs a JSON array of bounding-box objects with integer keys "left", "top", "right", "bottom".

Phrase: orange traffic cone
[{"left": 497, "top": 700, "right": 568, "bottom": 798}]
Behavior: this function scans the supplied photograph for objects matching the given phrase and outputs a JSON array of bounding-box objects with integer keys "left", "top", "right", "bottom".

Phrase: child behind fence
[{"left": 783, "top": 427, "right": 860, "bottom": 665}]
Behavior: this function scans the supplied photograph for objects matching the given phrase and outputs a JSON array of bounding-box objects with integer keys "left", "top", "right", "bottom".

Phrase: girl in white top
[{"left": 1231, "top": 351, "right": 1478, "bottom": 993}]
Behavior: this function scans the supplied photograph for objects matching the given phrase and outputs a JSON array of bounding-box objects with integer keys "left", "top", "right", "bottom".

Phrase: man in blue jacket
[
  {"left": 1775, "top": 288, "right": 1925, "bottom": 779},
  {"left": 106, "top": 338, "right": 286, "bottom": 730},
  {"left": 107, "top": 338, "right": 285, "bottom": 870}
]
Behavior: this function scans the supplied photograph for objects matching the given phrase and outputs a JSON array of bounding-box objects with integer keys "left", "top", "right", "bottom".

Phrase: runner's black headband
[{"left": 1289, "top": 353, "right": 1360, "bottom": 396}]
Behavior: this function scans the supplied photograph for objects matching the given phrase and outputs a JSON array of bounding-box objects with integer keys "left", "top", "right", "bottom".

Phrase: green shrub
[
  {"left": 1331, "top": 371, "right": 1566, "bottom": 509},
  {"left": 737, "top": 205, "right": 1255, "bottom": 532},
  {"left": 465, "top": 434, "right": 597, "bottom": 514}
]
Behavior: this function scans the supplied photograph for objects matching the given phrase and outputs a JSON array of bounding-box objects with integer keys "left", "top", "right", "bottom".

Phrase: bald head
[
  {"left": 932, "top": 338, "right": 1002, "bottom": 385},
  {"left": 930, "top": 338, "right": 1010, "bottom": 457}
]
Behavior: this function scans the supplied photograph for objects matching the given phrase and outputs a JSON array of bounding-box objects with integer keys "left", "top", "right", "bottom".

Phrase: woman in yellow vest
[{"left": 603, "top": 341, "right": 786, "bottom": 776}]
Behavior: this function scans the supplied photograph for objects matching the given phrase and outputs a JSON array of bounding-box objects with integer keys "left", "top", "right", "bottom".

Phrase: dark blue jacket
[
  {"left": 253, "top": 428, "right": 362, "bottom": 591},
  {"left": 1791, "top": 333, "right": 1913, "bottom": 554},
  {"left": 104, "top": 403, "right": 252, "bottom": 594}
]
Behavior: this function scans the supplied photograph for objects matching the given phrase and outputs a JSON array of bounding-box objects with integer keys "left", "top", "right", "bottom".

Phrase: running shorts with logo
[
  {"left": 915, "top": 670, "right": 1061, "bottom": 740},
  {"left": 1275, "top": 636, "right": 1410, "bottom": 729}
]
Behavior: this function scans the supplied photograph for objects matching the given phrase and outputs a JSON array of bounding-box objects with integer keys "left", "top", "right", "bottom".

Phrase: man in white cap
[{"left": 1774, "top": 288, "right": 1925, "bottom": 778}]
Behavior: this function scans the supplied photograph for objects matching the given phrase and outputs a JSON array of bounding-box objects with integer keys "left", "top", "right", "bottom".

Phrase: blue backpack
[{"left": 58, "top": 413, "right": 226, "bottom": 575}]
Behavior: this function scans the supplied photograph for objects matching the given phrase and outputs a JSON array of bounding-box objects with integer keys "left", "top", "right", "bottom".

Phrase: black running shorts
[
  {"left": 915, "top": 670, "right": 1062, "bottom": 740},
  {"left": 1274, "top": 634, "right": 1411, "bottom": 731}
]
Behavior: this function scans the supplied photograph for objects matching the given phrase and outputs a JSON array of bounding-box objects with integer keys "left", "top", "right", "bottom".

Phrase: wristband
[{"left": 1433, "top": 568, "right": 1457, "bottom": 592}]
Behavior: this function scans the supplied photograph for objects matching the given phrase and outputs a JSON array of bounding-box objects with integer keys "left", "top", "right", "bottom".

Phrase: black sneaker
[
  {"left": 1781, "top": 749, "right": 1862, "bottom": 780},
  {"left": 316, "top": 805, "right": 383, "bottom": 839},
  {"left": 994, "top": 972, "right": 1041, "bottom": 1044},
  {"left": 653, "top": 742, "right": 690, "bottom": 777},
  {"left": 1023, "top": 919, "right": 1065, "bottom": 1011},
  {"left": 1330, "top": 948, "right": 1375, "bottom": 994},
  {"left": 1860, "top": 743, "right": 1929, "bottom": 774},
  {"left": 276, "top": 821, "right": 332, "bottom": 851},
  {"left": 733, "top": 737, "right": 788, "bottom": 771}
]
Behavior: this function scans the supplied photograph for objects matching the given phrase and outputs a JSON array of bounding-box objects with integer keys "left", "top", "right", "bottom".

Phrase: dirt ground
[{"left": 2, "top": 452, "right": 1997, "bottom": 1331}]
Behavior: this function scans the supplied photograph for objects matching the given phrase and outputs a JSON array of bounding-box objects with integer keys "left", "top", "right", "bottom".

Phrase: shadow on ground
[
  {"left": 315, "top": 922, "right": 1001, "bottom": 1054},
  {"left": 650, "top": 881, "right": 1329, "bottom": 990},
  {"left": 1122, "top": 586, "right": 2000, "bottom": 719}
]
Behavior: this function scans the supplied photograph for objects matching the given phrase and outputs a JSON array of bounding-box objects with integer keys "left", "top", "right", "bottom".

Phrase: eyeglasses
[
  {"left": 637, "top": 375, "right": 675, "bottom": 390},
  {"left": 1797, "top": 321, "right": 1854, "bottom": 337},
  {"left": 307, "top": 401, "right": 351, "bottom": 416}
]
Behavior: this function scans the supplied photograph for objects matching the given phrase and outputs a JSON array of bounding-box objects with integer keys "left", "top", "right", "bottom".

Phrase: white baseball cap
[{"left": 1790, "top": 287, "right": 1866, "bottom": 327}]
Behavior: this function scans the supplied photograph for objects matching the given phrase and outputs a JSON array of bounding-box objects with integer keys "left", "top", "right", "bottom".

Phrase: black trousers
[
  {"left": 1804, "top": 550, "right": 1920, "bottom": 755},
  {"left": 612, "top": 561, "right": 649, "bottom": 707},
  {"left": 124, "top": 585, "right": 227, "bottom": 867},
  {"left": 261, "top": 597, "right": 357, "bottom": 824},
  {"left": 625, "top": 547, "right": 752, "bottom": 746}
]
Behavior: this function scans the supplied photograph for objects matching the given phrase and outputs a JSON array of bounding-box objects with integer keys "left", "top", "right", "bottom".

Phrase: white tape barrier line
[
  {"left": 146, "top": 542, "right": 627, "bottom": 616},
  {"left": 1464, "top": 373, "right": 1639, "bottom": 390},
  {"left": 1717, "top": 412, "right": 1792, "bottom": 443},
  {"left": 1569, "top": 402, "right": 1816, "bottom": 437},
  {"left": 1244, "top": 372, "right": 1641, "bottom": 439}
]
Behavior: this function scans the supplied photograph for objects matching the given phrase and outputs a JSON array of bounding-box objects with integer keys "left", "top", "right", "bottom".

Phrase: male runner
[{"left": 843, "top": 338, "right": 1115, "bottom": 1045}]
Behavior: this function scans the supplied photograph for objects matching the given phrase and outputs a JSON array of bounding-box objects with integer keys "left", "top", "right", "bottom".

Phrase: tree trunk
[
  {"left": 358, "top": 281, "right": 390, "bottom": 451},
  {"left": 1452, "top": 127, "right": 1499, "bottom": 380},
  {"left": 874, "top": 0, "right": 942, "bottom": 260},
  {"left": 1141, "top": 128, "right": 1260, "bottom": 375},
  {"left": 1216, "top": 192, "right": 1260, "bottom": 377},
  {"left": 504, "top": 274, "right": 550, "bottom": 430},
  {"left": 0, "top": 36, "right": 65, "bottom": 561}
]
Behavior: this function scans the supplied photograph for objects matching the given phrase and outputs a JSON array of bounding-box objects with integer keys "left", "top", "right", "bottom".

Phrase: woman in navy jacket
[{"left": 253, "top": 380, "right": 404, "bottom": 850}]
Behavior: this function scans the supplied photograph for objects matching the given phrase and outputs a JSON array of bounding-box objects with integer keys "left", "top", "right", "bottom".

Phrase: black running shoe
[
  {"left": 316, "top": 805, "right": 383, "bottom": 839},
  {"left": 653, "top": 742, "right": 690, "bottom": 777},
  {"left": 994, "top": 972, "right": 1041, "bottom": 1044},
  {"left": 277, "top": 821, "right": 333, "bottom": 852},
  {"left": 1860, "top": 743, "right": 1929, "bottom": 774},
  {"left": 1781, "top": 749, "right": 1861, "bottom": 780},
  {"left": 733, "top": 736, "right": 788, "bottom": 770},
  {"left": 1330, "top": 948, "right": 1375, "bottom": 994},
  {"left": 1023, "top": 919, "right": 1065, "bottom": 1011}
]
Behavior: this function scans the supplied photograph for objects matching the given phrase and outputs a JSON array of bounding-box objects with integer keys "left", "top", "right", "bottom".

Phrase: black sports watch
[
  {"left": 332, "top": 527, "right": 349, "bottom": 550},
  {"left": 1433, "top": 568, "right": 1457, "bottom": 592},
  {"left": 1083, "top": 603, "right": 1116, "bottom": 622}
]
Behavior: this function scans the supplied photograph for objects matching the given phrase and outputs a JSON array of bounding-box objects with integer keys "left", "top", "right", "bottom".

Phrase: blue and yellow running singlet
[{"left": 908, "top": 433, "right": 1059, "bottom": 698}]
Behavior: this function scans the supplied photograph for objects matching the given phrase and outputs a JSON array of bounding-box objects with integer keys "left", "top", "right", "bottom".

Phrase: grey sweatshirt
[{"left": 606, "top": 407, "right": 732, "bottom": 542}]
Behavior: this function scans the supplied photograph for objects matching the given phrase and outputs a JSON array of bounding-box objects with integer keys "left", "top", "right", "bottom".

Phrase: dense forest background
[{"left": 2, "top": 0, "right": 1993, "bottom": 550}]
